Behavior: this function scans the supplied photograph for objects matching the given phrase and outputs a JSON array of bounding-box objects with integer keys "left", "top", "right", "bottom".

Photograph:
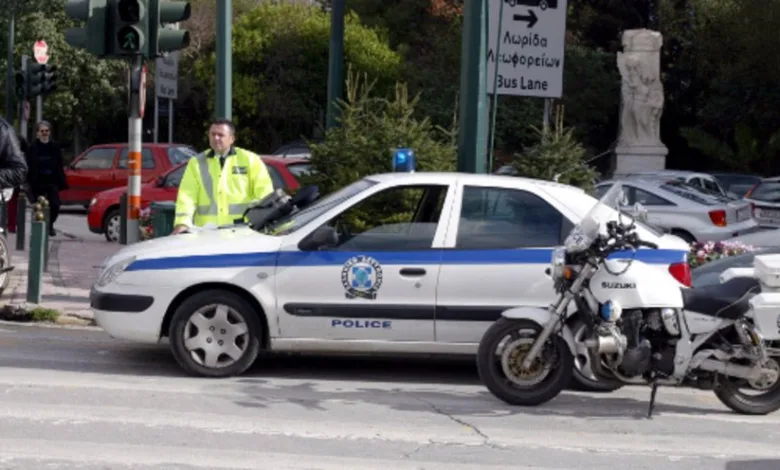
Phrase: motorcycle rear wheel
[
  {"left": 714, "top": 358, "right": 780, "bottom": 415},
  {"left": 477, "top": 318, "right": 573, "bottom": 406}
]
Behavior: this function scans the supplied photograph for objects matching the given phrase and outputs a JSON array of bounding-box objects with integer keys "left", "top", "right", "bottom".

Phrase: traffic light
[
  {"left": 148, "top": 0, "right": 191, "bottom": 57},
  {"left": 42, "top": 65, "right": 58, "bottom": 95},
  {"left": 113, "top": 0, "right": 148, "bottom": 55},
  {"left": 26, "top": 62, "right": 46, "bottom": 99},
  {"left": 64, "top": 0, "right": 110, "bottom": 57}
]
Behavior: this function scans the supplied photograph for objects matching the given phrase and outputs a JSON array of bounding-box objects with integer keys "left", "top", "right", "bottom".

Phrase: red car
[
  {"left": 87, "top": 156, "right": 310, "bottom": 242},
  {"left": 62, "top": 143, "right": 198, "bottom": 207}
]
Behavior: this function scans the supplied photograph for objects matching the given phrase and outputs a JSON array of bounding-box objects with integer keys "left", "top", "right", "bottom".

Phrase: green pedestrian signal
[
  {"left": 64, "top": 0, "right": 109, "bottom": 57},
  {"left": 112, "top": 0, "right": 147, "bottom": 56},
  {"left": 149, "top": 0, "right": 191, "bottom": 57}
]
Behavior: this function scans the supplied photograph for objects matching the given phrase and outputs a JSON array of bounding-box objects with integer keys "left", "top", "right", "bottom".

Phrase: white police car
[{"left": 91, "top": 154, "right": 691, "bottom": 379}]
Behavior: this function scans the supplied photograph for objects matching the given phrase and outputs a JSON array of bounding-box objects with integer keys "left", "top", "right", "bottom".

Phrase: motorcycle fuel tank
[{"left": 590, "top": 258, "right": 684, "bottom": 309}]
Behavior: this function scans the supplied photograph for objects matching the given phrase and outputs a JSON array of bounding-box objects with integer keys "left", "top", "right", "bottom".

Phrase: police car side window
[
  {"left": 307, "top": 184, "right": 448, "bottom": 252},
  {"left": 456, "top": 186, "right": 569, "bottom": 249}
]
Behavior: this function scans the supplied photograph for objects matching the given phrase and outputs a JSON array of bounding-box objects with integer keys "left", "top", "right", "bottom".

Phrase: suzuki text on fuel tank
[{"left": 476, "top": 182, "right": 780, "bottom": 416}]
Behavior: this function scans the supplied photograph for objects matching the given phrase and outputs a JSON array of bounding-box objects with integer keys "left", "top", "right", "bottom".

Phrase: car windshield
[
  {"left": 748, "top": 181, "right": 780, "bottom": 203},
  {"left": 713, "top": 174, "right": 761, "bottom": 197},
  {"left": 265, "top": 178, "right": 377, "bottom": 236},
  {"left": 167, "top": 146, "right": 198, "bottom": 166},
  {"left": 659, "top": 180, "right": 728, "bottom": 205}
]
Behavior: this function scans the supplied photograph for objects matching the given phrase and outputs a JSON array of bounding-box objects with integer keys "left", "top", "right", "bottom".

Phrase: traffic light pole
[
  {"left": 5, "top": 8, "right": 14, "bottom": 123},
  {"left": 126, "top": 55, "right": 144, "bottom": 244}
]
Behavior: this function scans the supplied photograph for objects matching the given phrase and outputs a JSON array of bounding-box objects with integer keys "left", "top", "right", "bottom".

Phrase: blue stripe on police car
[{"left": 124, "top": 248, "right": 688, "bottom": 272}]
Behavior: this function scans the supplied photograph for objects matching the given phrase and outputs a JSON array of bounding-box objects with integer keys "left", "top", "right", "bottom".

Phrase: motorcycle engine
[{"left": 612, "top": 309, "right": 679, "bottom": 379}]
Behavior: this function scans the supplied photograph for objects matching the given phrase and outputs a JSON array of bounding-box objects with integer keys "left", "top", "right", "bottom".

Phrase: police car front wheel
[{"left": 168, "top": 289, "right": 263, "bottom": 378}]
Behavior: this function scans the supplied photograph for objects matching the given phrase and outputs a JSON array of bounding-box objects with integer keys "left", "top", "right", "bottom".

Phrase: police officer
[{"left": 172, "top": 119, "right": 275, "bottom": 234}]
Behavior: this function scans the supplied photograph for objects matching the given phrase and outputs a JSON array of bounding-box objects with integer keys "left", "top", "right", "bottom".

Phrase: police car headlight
[{"left": 96, "top": 256, "right": 136, "bottom": 287}]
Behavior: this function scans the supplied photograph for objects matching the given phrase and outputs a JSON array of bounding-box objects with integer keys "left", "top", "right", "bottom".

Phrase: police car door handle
[{"left": 400, "top": 268, "right": 426, "bottom": 276}]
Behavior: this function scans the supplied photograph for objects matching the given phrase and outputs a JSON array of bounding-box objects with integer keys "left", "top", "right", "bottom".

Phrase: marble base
[{"left": 613, "top": 145, "right": 669, "bottom": 176}]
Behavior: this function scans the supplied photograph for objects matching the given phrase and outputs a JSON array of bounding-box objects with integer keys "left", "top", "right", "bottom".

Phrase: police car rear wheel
[{"left": 169, "top": 289, "right": 262, "bottom": 378}]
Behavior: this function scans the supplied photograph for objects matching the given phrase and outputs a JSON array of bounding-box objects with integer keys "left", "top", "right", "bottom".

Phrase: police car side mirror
[{"left": 299, "top": 225, "right": 338, "bottom": 251}]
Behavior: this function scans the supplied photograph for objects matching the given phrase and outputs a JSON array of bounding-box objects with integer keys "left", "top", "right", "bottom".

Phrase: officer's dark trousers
[{"left": 31, "top": 184, "right": 61, "bottom": 232}]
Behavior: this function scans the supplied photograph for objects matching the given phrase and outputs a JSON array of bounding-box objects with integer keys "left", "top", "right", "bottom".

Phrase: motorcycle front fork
[{"left": 520, "top": 263, "right": 596, "bottom": 370}]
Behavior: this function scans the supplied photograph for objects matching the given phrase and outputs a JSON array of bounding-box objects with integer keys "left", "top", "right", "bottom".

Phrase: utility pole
[
  {"left": 216, "top": 0, "right": 231, "bottom": 120},
  {"left": 457, "top": 0, "right": 488, "bottom": 174},
  {"left": 325, "top": 0, "right": 345, "bottom": 129}
]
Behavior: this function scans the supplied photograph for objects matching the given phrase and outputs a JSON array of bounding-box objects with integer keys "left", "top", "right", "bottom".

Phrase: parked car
[
  {"left": 595, "top": 177, "right": 759, "bottom": 243},
  {"left": 691, "top": 246, "right": 780, "bottom": 288},
  {"left": 744, "top": 176, "right": 780, "bottom": 228},
  {"left": 618, "top": 170, "right": 735, "bottom": 199},
  {"left": 710, "top": 172, "right": 763, "bottom": 199},
  {"left": 61, "top": 143, "right": 198, "bottom": 207},
  {"left": 87, "top": 155, "right": 305, "bottom": 242}
]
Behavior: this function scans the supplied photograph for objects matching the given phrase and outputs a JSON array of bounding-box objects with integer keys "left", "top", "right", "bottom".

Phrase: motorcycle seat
[{"left": 680, "top": 276, "right": 761, "bottom": 320}]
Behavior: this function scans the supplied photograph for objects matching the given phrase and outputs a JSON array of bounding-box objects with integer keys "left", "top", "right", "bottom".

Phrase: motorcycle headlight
[
  {"left": 95, "top": 256, "right": 136, "bottom": 287},
  {"left": 550, "top": 247, "right": 566, "bottom": 279}
]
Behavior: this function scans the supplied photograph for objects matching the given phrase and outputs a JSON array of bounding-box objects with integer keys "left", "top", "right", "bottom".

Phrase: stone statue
[
  {"left": 613, "top": 29, "right": 668, "bottom": 175},
  {"left": 616, "top": 29, "right": 665, "bottom": 148}
]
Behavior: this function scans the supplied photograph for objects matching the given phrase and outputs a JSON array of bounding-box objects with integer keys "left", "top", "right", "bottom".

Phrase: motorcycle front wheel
[
  {"left": 714, "top": 357, "right": 780, "bottom": 415},
  {"left": 477, "top": 317, "right": 573, "bottom": 406}
]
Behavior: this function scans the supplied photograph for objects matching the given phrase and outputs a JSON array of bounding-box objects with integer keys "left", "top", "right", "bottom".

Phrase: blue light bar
[{"left": 393, "top": 148, "right": 415, "bottom": 172}]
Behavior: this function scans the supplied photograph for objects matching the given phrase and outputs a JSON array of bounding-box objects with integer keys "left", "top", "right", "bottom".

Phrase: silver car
[
  {"left": 595, "top": 178, "right": 759, "bottom": 243},
  {"left": 744, "top": 176, "right": 780, "bottom": 228}
]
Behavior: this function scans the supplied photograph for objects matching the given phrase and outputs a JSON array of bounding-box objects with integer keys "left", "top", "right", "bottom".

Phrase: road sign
[
  {"left": 487, "top": 0, "right": 568, "bottom": 98},
  {"left": 33, "top": 40, "right": 49, "bottom": 64},
  {"left": 155, "top": 51, "right": 179, "bottom": 99}
]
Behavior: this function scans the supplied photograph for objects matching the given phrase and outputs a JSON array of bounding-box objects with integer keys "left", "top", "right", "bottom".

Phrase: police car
[{"left": 90, "top": 151, "right": 691, "bottom": 380}]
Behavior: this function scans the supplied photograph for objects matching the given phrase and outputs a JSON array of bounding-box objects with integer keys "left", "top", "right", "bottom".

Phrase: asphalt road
[{"left": 0, "top": 323, "right": 778, "bottom": 469}]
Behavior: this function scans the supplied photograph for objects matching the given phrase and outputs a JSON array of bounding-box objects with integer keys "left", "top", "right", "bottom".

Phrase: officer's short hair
[{"left": 209, "top": 118, "right": 235, "bottom": 136}]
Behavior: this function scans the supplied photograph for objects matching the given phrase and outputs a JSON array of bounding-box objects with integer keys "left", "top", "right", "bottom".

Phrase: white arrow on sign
[
  {"left": 33, "top": 40, "right": 49, "bottom": 64},
  {"left": 487, "top": 0, "right": 568, "bottom": 98}
]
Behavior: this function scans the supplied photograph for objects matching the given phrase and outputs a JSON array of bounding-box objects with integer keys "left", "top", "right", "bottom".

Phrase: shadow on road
[{"left": 725, "top": 460, "right": 780, "bottom": 470}]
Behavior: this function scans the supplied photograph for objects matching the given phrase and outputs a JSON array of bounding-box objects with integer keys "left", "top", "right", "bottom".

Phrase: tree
[
  {"left": 1, "top": 1, "right": 128, "bottom": 154},
  {"left": 305, "top": 67, "right": 456, "bottom": 196},
  {"left": 194, "top": 2, "right": 402, "bottom": 153},
  {"left": 511, "top": 106, "right": 599, "bottom": 191},
  {"left": 681, "top": 123, "right": 780, "bottom": 175}
]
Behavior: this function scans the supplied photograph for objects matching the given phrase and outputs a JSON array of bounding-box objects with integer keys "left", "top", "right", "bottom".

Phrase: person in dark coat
[{"left": 26, "top": 121, "right": 66, "bottom": 236}]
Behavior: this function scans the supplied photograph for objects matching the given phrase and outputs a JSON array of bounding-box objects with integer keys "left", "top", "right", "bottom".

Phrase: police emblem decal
[{"left": 341, "top": 255, "right": 383, "bottom": 300}]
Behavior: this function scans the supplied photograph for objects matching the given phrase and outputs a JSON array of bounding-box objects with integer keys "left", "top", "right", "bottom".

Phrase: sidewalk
[{"left": 2, "top": 218, "right": 122, "bottom": 324}]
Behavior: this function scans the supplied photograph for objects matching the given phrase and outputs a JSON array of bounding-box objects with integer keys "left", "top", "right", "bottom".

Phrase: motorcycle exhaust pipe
[
  {"left": 697, "top": 358, "right": 766, "bottom": 381},
  {"left": 584, "top": 335, "right": 621, "bottom": 354}
]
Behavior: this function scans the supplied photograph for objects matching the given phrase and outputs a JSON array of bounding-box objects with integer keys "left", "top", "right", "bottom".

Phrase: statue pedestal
[{"left": 613, "top": 144, "right": 669, "bottom": 176}]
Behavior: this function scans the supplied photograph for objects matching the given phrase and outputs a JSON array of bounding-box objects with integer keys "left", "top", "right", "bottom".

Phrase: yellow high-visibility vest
[{"left": 174, "top": 146, "right": 274, "bottom": 228}]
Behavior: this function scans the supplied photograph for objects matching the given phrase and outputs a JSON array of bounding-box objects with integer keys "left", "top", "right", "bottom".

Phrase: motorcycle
[{"left": 476, "top": 182, "right": 780, "bottom": 417}]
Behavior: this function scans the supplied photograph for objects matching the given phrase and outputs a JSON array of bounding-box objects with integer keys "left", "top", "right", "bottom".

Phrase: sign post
[
  {"left": 126, "top": 58, "right": 146, "bottom": 244},
  {"left": 487, "top": 0, "right": 568, "bottom": 98},
  {"left": 154, "top": 38, "right": 179, "bottom": 143},
  {"left": 33, "top": 40, "right": 49, "bottom": 124}
]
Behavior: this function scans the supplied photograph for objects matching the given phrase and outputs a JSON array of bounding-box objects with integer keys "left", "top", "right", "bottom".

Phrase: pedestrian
[
  {"left": 26, "top": 121, "right": 67, "bottom": 236},
  {"left": 0, "top": 118, "right": 28, "bottom": 235},
  {"left": 5, "top": 134, "right": 28, "bottom": 233},
  {"left": 172, "top": 118, "right": 275, "bottom": 234}
]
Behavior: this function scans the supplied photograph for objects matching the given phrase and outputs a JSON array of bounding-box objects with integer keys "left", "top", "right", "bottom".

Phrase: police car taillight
[{"left": 393, "top": 148, "right": 415, "bottom": 172}]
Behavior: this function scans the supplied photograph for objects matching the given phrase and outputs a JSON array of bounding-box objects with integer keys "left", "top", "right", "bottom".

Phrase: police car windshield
[{"left": 266, "top": 178, "right": 377, "bottom": 235}]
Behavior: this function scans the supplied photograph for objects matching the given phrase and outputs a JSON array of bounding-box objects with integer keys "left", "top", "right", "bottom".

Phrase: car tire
[
  {"left": 168, "top": 289, "right": 263, "bottom": 378},
  {"left": 103, "top": 208, "right": 120, "bottom": 243},
  {"left": 671, "top": 229, "right": 696, "bottom": 245}
]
